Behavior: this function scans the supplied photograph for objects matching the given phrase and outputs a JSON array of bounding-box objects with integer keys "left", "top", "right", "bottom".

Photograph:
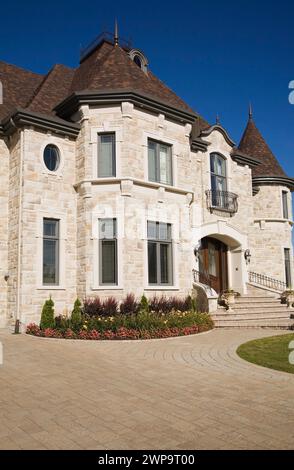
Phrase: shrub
[
  {"left": 54, "top": 315, "right": 70, "bottom": 330},
  {"left": 102, "top": 297, "right": 118, "bottom": 316},
  {"left": 83, "top": 297, "right": 103, "bottom": 317},
  {"left": 71, "top": 298, "right": 82, "bottom": 330},
  {"left": 139, "top": 294, "right": 149, "bottom": 313},
  {"left": 120, "top": 293, "right": 138, "bottom": 315},
  {"left": 40, "top": 297, "right": 55, "bottom": 330}
]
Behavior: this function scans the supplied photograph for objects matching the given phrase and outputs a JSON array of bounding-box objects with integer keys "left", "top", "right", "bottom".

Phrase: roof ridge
[
  {"left": 0, "top": 60, "right": 43, "bottom": 77},
  {"left": 26, "top": 64, "right": 76, "bottom": 108}
]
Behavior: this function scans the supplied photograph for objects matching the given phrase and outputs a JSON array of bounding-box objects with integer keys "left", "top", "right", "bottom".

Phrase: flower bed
[{"left": 26, "top": 294, "right": 214, "bottom": 341}]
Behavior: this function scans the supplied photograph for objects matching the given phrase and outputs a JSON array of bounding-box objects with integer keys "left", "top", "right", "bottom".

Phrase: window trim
[
  {"left": 40, "top": 141, "right": 64, "bottom": 176},
  {"left": 98, "top": 218, "right": 118, "bottom": 286},
  {"left": 284, "top": 247, "right": 292, "bottom": 288},
  {"left": 147, "top": 221, "right": 173, "bottom": 286},
  {"left": 42, "top": 218, "right": 60, "bottom": 286},
  {"left": 36, "top": 212, "right": 66, "bottom": 290},
  {"left": 148, "top": 138, "right": 173, "bottom": 186},
  {"left": 97, "top": 132, "right": 116, "bottom": 178},
  {"left": 210, "top": 152, "right": 227, "bottom": 192},
  {"left": 282, "top": 190, "right": 289, "bottom": 219}
]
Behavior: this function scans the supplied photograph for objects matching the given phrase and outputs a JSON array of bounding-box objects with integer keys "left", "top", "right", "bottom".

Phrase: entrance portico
[{"left": 194, "top": 221, "right": 248, "bottom": 295}]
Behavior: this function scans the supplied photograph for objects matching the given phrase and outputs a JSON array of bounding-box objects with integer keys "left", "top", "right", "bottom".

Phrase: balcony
[{"left": 205, "top": 190, "right": 238, "bottom": 215}]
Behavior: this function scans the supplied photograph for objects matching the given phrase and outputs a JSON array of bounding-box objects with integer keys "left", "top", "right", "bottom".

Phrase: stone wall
[
  {"left": 1, "top": 102, "right": 292, "bottom": 326},
  {"left": 249, "top": 185, "right": 293, "bottom": 283},
  {"left": 16, "top": 128, "right": 77, "bottom": 325},
  {"left": 0, "top": 137, "right": 9, "bottom": 327}
]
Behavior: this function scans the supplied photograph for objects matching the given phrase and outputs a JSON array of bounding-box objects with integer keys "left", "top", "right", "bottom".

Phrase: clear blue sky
[{"left": 0, "top": 0, "right": 293, "bottom": 178}]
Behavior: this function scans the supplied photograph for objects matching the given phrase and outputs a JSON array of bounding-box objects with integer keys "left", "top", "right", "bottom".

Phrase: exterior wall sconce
[
  {"left": 4, "top": 273, "right": 9, "bottom": 282},
  {"left": 244, "top": 249, "right": 251, "bottom": 264},
  {"left": 193, "top": 242, "right": 201, "bottom": 259}
]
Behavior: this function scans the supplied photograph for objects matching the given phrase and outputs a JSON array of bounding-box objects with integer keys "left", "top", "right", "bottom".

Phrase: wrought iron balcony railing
[
  {"left": 248, "top": 271, "right": 287, "bottom": 292},
  {"left": 205, "top": 190, "right": 238, "bottom": 215}
]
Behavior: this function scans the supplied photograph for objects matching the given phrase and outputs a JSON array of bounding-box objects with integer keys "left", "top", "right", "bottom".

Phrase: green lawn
[{"left": 237, "top": 333, "right": 294, "bottom": 374}]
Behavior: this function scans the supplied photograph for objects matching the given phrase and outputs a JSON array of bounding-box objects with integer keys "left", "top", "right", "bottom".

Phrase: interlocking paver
[{"left": 0, "top": 328, "right": 293, "bottom": 449}]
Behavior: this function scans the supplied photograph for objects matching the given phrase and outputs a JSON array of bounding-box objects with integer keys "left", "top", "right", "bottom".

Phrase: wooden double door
[{"left": 198, "top": 237, "right": 228, "bottom": 293}]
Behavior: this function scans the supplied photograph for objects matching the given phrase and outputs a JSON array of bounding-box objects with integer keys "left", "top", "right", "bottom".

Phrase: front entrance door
[{"left": 198, "top": 237, "right": 228, "bottom": 293}]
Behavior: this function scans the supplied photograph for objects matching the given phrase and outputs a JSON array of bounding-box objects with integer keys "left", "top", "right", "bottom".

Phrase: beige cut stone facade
[{"left": 0, "top": 36, "right": 293, "bottom": 327}]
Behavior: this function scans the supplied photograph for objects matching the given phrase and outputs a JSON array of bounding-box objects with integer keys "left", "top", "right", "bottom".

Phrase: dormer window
[
  {"left": 133, "top": 55, "right": 142, "bottom": 68},
  {"left": 129, "top": 49, "right": 148, "bottom": 73}
]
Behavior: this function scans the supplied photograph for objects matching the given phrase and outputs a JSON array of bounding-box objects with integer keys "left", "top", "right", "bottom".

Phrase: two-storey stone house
[{"left": 0, "top": 32, "right": 293, "bottom": 328}]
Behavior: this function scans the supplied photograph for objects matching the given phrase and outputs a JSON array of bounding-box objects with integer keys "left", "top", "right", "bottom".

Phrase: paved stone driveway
[{"left": 0, "top": 328, "right": 293, "bottom": 450}]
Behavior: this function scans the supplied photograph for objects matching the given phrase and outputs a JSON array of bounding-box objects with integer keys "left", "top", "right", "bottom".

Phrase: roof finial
[
  {"left": 249, "top": 102, "right": 253, "bottom": 120},
  {"left": 114, "top": 19, "right": 119, "bottom": 46},
  {"left": 216, "top": 113, "right": 220, "bottom": 125}
]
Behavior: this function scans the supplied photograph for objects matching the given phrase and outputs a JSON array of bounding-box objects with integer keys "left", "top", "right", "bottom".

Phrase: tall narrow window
[
  {"left": 99, "top": 219, "right": 117, "bottom": 285},
  {"left": 210, "top": 153, "right": 227, "bottom": 207},
  {"left": 98, "top": 133, "right": 116, "bottom": 177},
  {"left": 43, "top": 218, "right": 59, "bottom": 285},
  {"left": 282, "top": 191, "right": 289, "bottom": 219},
  {"left": 147, "top": 221, "right": 172, "bottom": 285},
  {"left": 284, "top": 248, "right": 291, "bottom": 288},
  {"left": 148, "top": 139, "right": 172, "bottom": 185}
]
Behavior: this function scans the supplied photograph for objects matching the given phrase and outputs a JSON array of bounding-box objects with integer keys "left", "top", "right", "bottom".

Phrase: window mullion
[{"left": 157, "top": 242, "right": 161, "bottom": 285}]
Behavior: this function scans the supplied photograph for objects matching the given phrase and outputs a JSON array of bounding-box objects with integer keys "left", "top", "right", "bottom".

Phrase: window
[
  {"left": 43, "top": 144, "right": 60, "bottom": 172},
  {"left": 43, "top": 219, "right": 59, "bottom": 285},
  {"left": 98, "top": 133, "right": 116, "bottom": 177},
  {"left": 99, "top": 219, "right": 117, "bottom": 285},
  {"left": 148, "top": 139, "right": 172, "bottom": 185},
  {"left": 210, "top": 153, "right": 227, "bottom": 207},
  {"left": 147, "top": 221, "right": 172, "bottom": 285},
  {"left": 133, "top": 55, "right": 142, "bottom": 68},
  {"left": 282, "top": 191, "right": 289, "bottom": 219},
  {"left": 284, "top": 248, "right": 292, "bottom": 288}
]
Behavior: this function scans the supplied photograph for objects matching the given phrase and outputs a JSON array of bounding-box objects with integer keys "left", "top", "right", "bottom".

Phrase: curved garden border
[{"left": 26, "top": 323, "right": 213, "bottom": 341}]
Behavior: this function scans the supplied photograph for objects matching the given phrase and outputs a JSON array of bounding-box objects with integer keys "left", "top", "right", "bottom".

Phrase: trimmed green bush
[
  {"left": 71, "top": 298, "right": 82, "bottom": 330},
  {"left": 40, "top": 297, "right": 55, "bottom": 329},
  {"left": 139, "top": 294, "right": 149, "bottom": 313}
]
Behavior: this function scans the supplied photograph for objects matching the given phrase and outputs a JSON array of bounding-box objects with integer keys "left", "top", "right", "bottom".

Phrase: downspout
[{"left": 16, "top": 128, "right": 24, "bottom": 330}]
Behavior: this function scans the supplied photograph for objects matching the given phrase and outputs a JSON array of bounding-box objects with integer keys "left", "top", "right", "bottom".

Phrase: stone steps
[
  {"left": 232, "top": 302, "right": 289, "bottom": 312},
  {"left": 212, "top": 318, "right": 293, "bottom": 329},
  {"left": 213, "top": 287, "right": 293, "bottom": 328},
  {"left": 212, "top": 311, "right": 292, "bottom": 321}
]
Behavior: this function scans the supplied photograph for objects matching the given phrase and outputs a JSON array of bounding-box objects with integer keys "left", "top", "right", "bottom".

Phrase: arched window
[
  {"left": 128, "top": 49, "right": 148, "bottom": 73},
  {"left": 210, "top": 153, "right": 227, "bottom": 192},
  {"left": 210, "top": 153, "right": 227, "bottom": 208},
  {"left": 133, "top": 55, "right": 142, "bottom": 68}
]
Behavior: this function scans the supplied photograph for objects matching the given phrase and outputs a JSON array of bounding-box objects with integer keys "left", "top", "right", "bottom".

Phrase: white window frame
[
  {"left": 143, "top": 132, "right": 178, "bottom": 187},
  {"left": 144, "top": 217, "right": 179, "bottom": 291},
  {"left": 206, "top": 150, "right": 231, "bottom": 192},
  {"left": 92, "top": 212, "right": 123, "bottom": 290},
  {"left": 40, "top": 140, "right": 65, "bottom": 177},
  {"left": 90, "top": 126, "right": 122, "bottom": 179},
  {"left": 36, "top": 211, "right": 66, "bottom": 290},
  {"left": 281, "top": 190, "right": 289, "bottom": 220}
]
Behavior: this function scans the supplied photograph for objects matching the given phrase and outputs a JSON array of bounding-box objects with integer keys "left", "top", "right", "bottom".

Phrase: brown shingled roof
[
  {"left": 0, "top": 37, "right": 208, "bottom": 126},
  {"left": 0, "top": 61, "right": 44, "bottom": 120},
  {"left": 27, "top": 64, "right": 76, "bottom": 115},
  {"left": 70, "top": 41, "right": 196, "bottom": 114},
  {"left": 238, "top": 116, "right": 286, "bottom": 177}
]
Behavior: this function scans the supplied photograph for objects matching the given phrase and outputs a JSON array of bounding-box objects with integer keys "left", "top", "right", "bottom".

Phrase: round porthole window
[{"left": 43, "top": 144, "right": 60, "bottom": 172}]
